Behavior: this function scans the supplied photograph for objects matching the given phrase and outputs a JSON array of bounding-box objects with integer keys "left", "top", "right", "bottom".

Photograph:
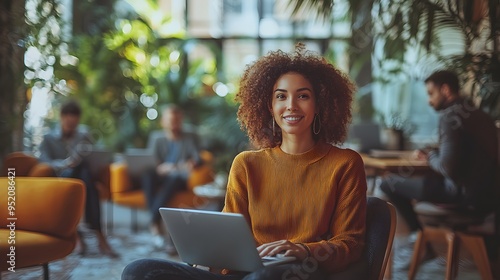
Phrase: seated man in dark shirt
[
  {"left": 142, "top": 105, "right": 202, "bottom": 253},
  {"left": 39, "top": 100, "right": 116, "bottom": 257},
  {"left": 380, "top": 70, "right": 498, "bottom": 255}
]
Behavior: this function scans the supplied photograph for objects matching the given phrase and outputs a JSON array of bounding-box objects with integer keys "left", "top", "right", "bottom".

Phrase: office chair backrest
[
  {"left": 365, "top": 196, "right": 397, "bottom": 280},
  {"left": 327, "top": 197, "right": 396, "bottom": 280}
]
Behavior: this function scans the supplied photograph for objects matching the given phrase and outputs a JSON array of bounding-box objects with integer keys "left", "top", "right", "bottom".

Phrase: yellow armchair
[
  {"left": 0, "top": 177, "right": 85, "bottom": 279},
  {"left": 108, "top": 150, "right": 215, "bottom": 231}
]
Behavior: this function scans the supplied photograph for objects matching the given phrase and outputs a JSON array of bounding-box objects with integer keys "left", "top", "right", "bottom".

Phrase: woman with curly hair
[{"left": 122, "top": 44, "right": 367, "bottom": 280}]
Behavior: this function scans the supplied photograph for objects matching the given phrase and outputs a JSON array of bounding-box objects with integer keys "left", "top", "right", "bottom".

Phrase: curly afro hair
[{"left": 236, "top": 44, "right": 355, "bottom": 149}]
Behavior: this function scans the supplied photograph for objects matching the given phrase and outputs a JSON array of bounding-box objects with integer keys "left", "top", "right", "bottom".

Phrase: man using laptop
[
  {"left": 38, "top": 100, "right": 116, "bottom": 257},
  {"left": 380, "top": 70, "right": 498, "bottom": 260},
  {"left": 141, "top": 105, "right": 202, "bottom": 253}
]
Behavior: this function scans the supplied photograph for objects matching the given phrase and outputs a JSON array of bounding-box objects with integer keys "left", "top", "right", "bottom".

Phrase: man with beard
[{"left": 380, "top": 70, "right": 498, "bottom": 259}]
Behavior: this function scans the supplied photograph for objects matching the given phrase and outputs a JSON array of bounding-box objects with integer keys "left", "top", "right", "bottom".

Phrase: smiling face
[{"left": 271, "top": 72, "right": 316, "bottom": 141}]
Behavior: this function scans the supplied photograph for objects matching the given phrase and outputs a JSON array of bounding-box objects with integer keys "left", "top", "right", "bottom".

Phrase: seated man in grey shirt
[
  {"left": 380, "top": 70, "right": 498, "bottom": 259},
  {"left": 142, "top": 105, "right": 202, "bottom": 253},
  {"left": 39, "top": 100, "right": 116, "bottom": 257}
]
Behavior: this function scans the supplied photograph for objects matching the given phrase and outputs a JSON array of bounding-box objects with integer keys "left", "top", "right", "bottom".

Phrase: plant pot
[{"left": 381, "top": 128, "right": 405, "bottom": 150}]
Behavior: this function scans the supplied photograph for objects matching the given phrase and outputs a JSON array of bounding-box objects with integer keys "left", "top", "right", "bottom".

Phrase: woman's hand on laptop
[{"left": 257, "top": 240, "right": 308, "bottom": 260}]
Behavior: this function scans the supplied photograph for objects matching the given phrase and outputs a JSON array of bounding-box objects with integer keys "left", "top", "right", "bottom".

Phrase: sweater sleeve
[
  {"left": 305, "top": 152, "right": 367, "bottom": 273},
  {"left": 222, "top": 153, "right": 251, "bottom": 225}
]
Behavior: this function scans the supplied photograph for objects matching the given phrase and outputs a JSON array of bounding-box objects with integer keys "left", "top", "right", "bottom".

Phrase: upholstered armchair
[
  {"left": 0, "top": 177, "right": 85, "bottom": 279},
  {"left": 108, "top": 150, "right": 215, "bottom": 232},
  {"left": 2, "top": 151, "right": 112, "bottom": 201}
]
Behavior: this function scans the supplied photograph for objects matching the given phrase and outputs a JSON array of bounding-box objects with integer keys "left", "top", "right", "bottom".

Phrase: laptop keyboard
[
  {"left": 261, "top": 256, "right": 278, "bottom": 263},
  {"left": 261, "top": 254, "right": 286, "bottom": 262}
]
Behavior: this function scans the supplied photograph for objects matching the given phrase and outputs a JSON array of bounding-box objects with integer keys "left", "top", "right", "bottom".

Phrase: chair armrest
[
  {"left": 2, "top": 152, "right": 39, "bottom": 176},
  {"left": 28, "top": 162, "right": 56, "bottom": 177},
  {"left": 110, "top": 162, "right": 133, "bottom": 193},
  {"left": 187, "top": 162, "right": 215, "bottom": 191}
]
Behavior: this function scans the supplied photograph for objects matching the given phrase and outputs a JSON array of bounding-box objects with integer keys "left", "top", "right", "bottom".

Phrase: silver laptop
[
  {"left": 159, "top": 208, "right": 296, "bottom": 272},
  {"left": 124, "top": 149, "right": 157, "bottom": 178},
  {"left": 82, "top": 149, "right": 113, "bottom": 178}
]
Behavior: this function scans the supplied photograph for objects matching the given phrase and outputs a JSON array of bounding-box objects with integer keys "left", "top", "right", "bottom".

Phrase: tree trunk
[
  {"left": 0, "top": 0, "right": 27, "bottom": 168},
  {"left": 349, "top": 0, "right": 375, "bottom": 121}
]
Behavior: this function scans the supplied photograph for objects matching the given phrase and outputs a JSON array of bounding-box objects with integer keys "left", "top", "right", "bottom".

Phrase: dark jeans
[
  {"left": 60, "top": 163, "right": 102, "bottom": 231},
  {"left": 142, "top": 169, "right": 188, "bottom": 224},
  {"left": 121, "top": 258, "right": 327, "bottom": 280},
  {"left": 379, "top": 173, "right": 460, "bottom": 232}
]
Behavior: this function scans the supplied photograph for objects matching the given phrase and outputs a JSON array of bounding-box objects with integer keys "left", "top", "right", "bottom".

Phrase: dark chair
[{"left": 328, "top": 196, "right": 397, "bottom": 280}]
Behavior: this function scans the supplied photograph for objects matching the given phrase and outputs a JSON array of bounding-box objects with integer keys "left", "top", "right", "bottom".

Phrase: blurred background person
[
  {"left": 39, "top": 100, "right": 117, "bottom": 257},
  {"left": 141, "top": 105, "right": 202, "bottom": 254}
]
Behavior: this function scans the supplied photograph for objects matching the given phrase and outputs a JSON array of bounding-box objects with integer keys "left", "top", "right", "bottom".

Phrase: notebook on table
[{"left": 159, "top": 208, "right": 296, "bottom": 272}]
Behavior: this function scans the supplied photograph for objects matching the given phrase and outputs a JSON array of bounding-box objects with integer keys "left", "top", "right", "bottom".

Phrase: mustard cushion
[
  {"left": 0, "top": 178, "right": 85, "bottom": 239},
  {"left": 0, "top": 177, "right": 84, "bottom": 273},
  {"left": 112, "top": 189, "right": 208, "bottom": 209},
  {"left": 112, "top": 190, "right": 147, "bottom": 208},
  {"left": 0, "top": 230, "right": 75, "bottom": 271}
]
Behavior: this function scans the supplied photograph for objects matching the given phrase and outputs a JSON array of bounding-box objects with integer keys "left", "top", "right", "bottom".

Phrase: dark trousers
[
  {"left": 379, "top": 173, "right": 460, "bottom": 232},
  {"left": 142, "top": 169, "right": 188, "bottom": 223},
  {"left": 60, "top": 163, "right": 102, "bottom": 231},
  {"left": 121, "top": 258, "right": 327, "bottom": 280}
]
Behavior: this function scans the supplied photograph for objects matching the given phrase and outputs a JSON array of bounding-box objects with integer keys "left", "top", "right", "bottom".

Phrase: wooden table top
[{"left": 360, "top": 152, "right": 431, "bottom": 176}]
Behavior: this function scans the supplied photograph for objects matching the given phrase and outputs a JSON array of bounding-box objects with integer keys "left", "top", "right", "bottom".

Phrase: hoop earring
[
  {"left": 272, "top": 118, "right": 276, "bottom": 136},
  {"left": 313, "top": 113, "right": 321, "bottom": 135}
]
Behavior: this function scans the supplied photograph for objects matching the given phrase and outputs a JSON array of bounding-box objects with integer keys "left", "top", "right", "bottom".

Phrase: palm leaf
[{"left": 287, "top": 0, "right": 335, "bottom": 22}]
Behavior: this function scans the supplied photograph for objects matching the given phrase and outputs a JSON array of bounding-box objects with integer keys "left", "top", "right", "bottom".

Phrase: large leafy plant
[
  {"left": 56, "top": 0, "right": 247, "bottom": 170},
  {"left": 289, "top": 0, "right": 500, "bottom": 120}
]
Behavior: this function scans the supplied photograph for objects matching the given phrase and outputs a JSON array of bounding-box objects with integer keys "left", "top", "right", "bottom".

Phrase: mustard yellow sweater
[{"left": 223, "top": 141, "right": 367, "bottom": 273}]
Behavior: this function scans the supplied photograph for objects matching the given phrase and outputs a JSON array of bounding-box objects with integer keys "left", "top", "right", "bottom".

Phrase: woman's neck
[{"left": 280, "top": 134, "right": 316, "bottom": 154}]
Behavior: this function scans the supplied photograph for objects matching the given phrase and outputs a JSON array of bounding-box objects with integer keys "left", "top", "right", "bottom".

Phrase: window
[{"left": 160, "top": 0, "right": 350, "bottom": 82}]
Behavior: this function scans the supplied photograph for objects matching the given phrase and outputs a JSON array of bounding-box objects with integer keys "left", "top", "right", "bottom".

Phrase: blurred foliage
[
  {"left": 291, "top": 0, "right": 500, "bottom": 121},
  {"left": 24, "top": 0, "right": 247, "bottom": 172},
  {"left": 375, "top": 0, "right": 500, "bottom": 120},
  {"left": 293, "top": 0, "right": 376, "bottom": 122}
]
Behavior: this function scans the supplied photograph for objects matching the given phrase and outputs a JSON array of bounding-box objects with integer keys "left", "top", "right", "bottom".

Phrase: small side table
[{"left": 193, "top": 184, "right": 226, "bottom": 211}]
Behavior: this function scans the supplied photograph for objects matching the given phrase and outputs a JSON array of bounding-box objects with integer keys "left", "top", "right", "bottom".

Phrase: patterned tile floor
[{"left": 1, "top": 201, "right": 498, "bottom": 280}]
